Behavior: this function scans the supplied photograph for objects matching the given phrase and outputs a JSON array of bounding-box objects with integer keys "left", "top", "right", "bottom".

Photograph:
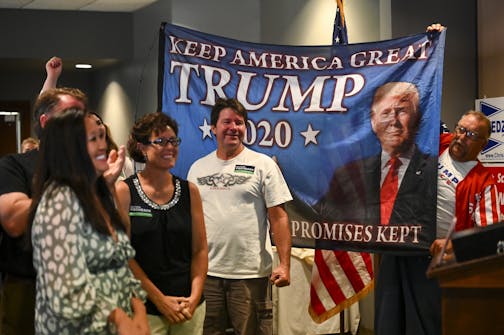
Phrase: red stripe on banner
[
  {"left": 315, "top": 249, "right": 346, "bottom": 305},
  {"left": 334, "top": 250, "right": 364, "bottom": 292},
  {"left": 310, "top": 283, "right": 327, "bottom": 316}
]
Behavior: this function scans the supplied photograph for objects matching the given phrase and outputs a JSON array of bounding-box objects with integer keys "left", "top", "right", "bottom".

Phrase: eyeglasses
[
  {"left": 454, "top": 125, "right": 484, "bottom": 141},
  {"left": 146, "top": 137, "right": 182, "bottom": 147}
]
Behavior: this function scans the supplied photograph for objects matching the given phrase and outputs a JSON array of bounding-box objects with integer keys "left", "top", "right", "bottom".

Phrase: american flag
[
  {"left": 309, "top": 249, "right": 374, "bottom": 322},
  {"left": 309, "top": 0, "right": 375, "bottom": 323},
  {"left": 332, "top": 0, "right": 348, "bottom": 45}
]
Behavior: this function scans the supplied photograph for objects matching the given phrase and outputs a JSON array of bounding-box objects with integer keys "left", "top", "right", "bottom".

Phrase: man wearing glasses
[
  {"left": 431, "top": 110, "right": 501, "bottom": 259},
  {"left": 417, "top": 110, "right": 502, "bottom": 335}
]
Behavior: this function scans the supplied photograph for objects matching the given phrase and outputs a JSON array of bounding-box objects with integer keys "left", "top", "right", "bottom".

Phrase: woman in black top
[{"left": 116, "top": 112, "right": 207, "bottom": 335}]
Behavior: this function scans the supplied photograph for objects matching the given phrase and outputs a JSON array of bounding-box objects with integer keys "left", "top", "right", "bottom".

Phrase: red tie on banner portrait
[{"left": 380, "top": 157, "right": 402, "bottom": 225}]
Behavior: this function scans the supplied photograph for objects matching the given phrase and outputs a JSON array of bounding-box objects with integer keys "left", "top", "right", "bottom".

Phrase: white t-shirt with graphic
[{"left": 187, "top": 147, "right": 292, "bottom": 279}]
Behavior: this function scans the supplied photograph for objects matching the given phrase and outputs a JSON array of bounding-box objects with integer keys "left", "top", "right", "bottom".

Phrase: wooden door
[{"left": 0, "top": 101, "right": 31, "bottom": 157}]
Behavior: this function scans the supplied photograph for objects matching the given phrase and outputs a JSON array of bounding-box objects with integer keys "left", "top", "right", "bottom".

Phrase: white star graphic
[
  {"left": 300, "top": 123, "right": 320, "bottom": 146},
  {"left": 199, "top": 118, "right": 213, "bottom": 139}
]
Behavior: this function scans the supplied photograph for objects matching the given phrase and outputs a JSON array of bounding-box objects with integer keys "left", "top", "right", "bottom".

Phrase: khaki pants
[
  {"left": 203, "top": 276, "right": 272, "bottom": 335},
  {"left": 148, "top": 301, "right": 206, "bottom": 335},
  {"left": 0, "top": 275, "right": 36, "bottom": 335}
]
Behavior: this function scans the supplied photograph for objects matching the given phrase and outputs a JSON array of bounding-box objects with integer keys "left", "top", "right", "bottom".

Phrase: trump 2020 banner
[{"left": 158, "top": 23, "right": 445, "bottom": 254}]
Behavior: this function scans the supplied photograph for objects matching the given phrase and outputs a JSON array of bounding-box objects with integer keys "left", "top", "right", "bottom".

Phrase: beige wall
[{"left": 478, "top": 0, "right": 504, "bottom": 99}]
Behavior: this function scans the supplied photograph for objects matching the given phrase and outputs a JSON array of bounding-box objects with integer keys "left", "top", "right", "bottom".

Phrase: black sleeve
[{"left": 0, "top": 151, "right": 36, "bottom": 197}]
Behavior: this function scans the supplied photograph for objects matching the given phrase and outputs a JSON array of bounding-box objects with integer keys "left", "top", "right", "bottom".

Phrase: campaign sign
[
  {"left": 158, "top": 23, "right": 446, "bottom": 253},
  {"left": 476, "top": 97, "right": 504, "bottom": 163}
]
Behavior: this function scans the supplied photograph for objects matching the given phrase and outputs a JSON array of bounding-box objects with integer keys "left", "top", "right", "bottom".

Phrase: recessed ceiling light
[{"left": 75, "top": 64, "right": 92, "bottom": 69}]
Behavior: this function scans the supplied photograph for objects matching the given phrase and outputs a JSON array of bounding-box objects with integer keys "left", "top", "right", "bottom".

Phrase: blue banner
[{"left": 159, "top": 23, "right": 446, "bottom": 254}]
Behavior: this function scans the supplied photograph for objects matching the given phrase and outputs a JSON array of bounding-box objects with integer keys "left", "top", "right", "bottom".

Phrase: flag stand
[{"left": 339, "top": 310, "right": 345, "bottom": 334}]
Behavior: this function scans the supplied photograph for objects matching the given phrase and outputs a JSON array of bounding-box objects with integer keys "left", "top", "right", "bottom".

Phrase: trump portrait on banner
[
  {"left": 312, "top": 81, "right": 440, "bottom": 335},
  {"left": 314, "top": 81, "right": 438, "bottom": 252}
]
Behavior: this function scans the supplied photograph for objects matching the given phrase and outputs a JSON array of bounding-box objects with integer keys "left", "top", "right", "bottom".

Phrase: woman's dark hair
[
  {"left": 29, "top": 108, "right": 126, "bottom": 239},
  {"left": 127, "top": 112, "right": 179, "bottom": 163}
]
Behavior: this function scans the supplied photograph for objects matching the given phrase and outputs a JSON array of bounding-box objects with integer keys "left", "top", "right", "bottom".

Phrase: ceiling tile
[
  {"left": 0, "top": 0, "right": 158, "bottom": 12},
  {"left": 23, "top": 0, "right": 93, "bottom": 10},
  {"left": 0, "top": 0, "right": 32, "bottom": 8},
  {"left": 81, "top": 0, "right": 156, "bottom": 12}
]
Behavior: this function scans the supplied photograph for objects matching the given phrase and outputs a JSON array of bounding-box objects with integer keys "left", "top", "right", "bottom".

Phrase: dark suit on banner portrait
[
  {"left": 314, "top": 146, "right": 437, "bottom": 252},
  {"left": 313, "top": 147, "right": 440, "bottom": 335},
  {"left": 311, "top": 81, "right": 441, "bottom": 335}
]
